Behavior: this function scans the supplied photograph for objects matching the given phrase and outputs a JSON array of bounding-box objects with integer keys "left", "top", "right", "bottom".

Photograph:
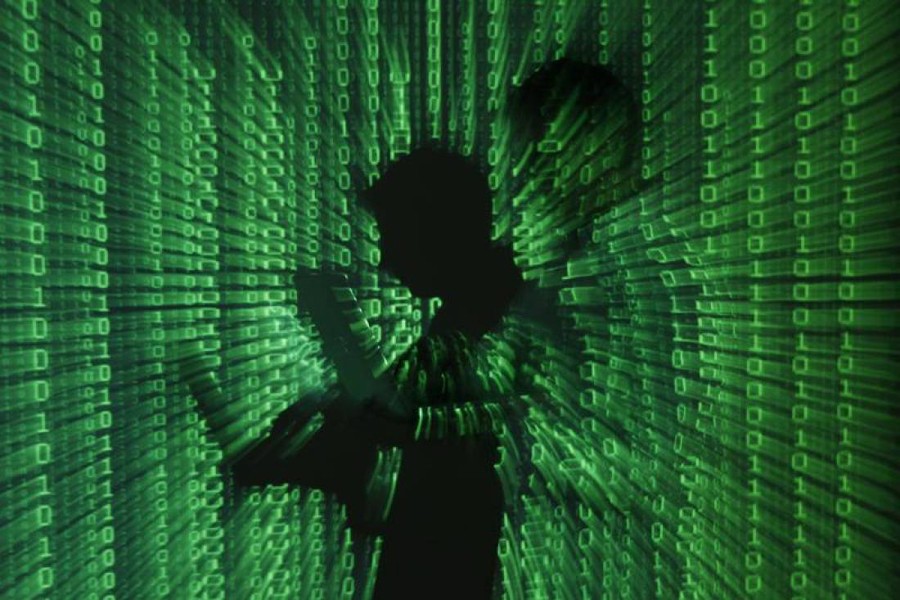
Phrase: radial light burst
[{"left": 1, "top": 1, "right": 898, "bottom": 599}]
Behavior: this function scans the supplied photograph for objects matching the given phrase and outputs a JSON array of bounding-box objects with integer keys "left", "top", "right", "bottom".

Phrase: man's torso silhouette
[{"left": 359, "top": 148, "right": 520, "bottom": 599}]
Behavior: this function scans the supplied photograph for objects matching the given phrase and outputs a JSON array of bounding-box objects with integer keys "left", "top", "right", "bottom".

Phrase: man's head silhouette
[
  {"left": 361, "top": 147, "right": 496, "bottom": 297},
  {"left": 361, "top": 147, "right": 522, "bottom": 336}
]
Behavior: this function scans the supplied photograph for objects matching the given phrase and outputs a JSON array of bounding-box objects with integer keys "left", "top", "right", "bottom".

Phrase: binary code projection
[{"left": 2, "top": 1, "right": 899, "bottom": 600}]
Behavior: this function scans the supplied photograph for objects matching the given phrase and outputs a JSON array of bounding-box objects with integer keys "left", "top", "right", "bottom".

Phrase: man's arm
[
  {"left": 412, "top": 401, "right": 506, "bottom": 440},
  {"left": 360, "top": 330, "right": 523, "bottom": 444}
]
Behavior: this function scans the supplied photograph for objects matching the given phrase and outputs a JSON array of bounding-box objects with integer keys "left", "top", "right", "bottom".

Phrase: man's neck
[{"left": 430, "top": 246, "right": 522, "bottom": 337}]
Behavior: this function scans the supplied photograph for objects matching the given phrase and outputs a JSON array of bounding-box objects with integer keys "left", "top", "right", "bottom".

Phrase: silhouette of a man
[
  {"left": 209, "top": 147, "right": 519, "bottom": 599},
  {"left": 183, "top": 58, "right": 639, "bottom": 599},
  {"left": 353, "top": 146, "right": 521, "bottom": 598}
]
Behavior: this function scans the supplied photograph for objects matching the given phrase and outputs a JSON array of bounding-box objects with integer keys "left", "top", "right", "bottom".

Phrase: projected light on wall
[{"left": 1, "top": 1, "right": 898, "bottom": 599}]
